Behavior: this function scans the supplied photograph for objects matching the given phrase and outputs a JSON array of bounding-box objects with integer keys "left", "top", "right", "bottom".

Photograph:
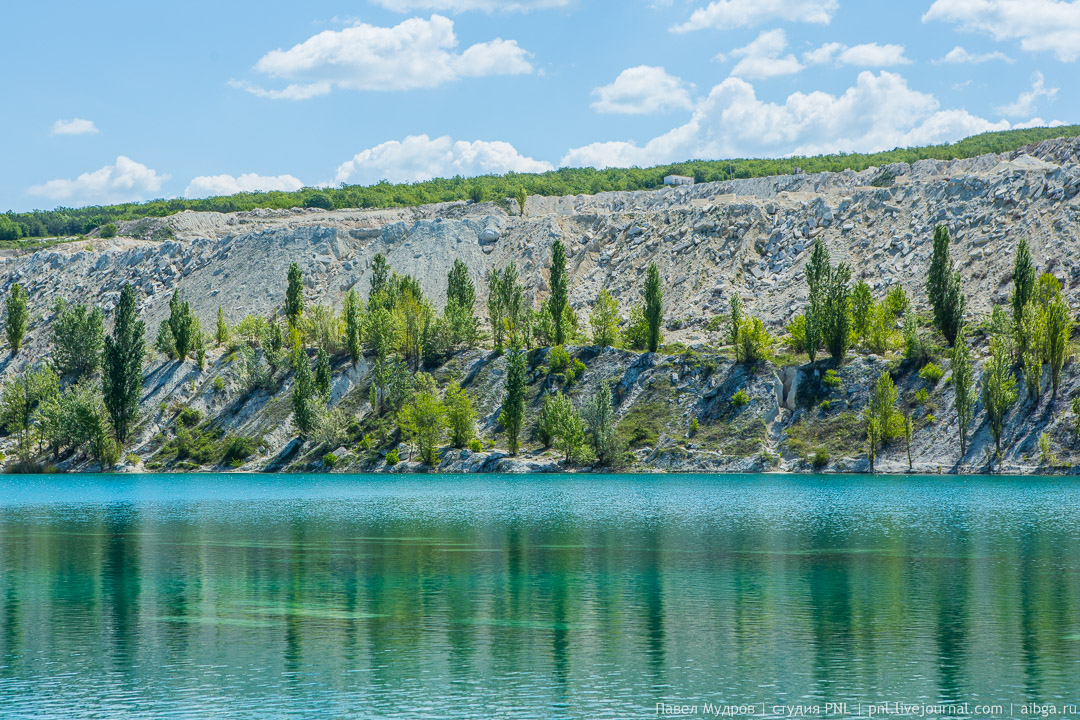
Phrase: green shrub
[
  {"left": 731, "top": 389, "right": 749, "bottom": 407},
  {"left": 919, "top": 362, "right": 944, "bottom": 384},
  {"left": 468, "top": 438, "right": 483, "bottom": 452},
  {"left": 706, "top": 316, "right": 724, "bottom": 332},
  {"left": 689, "top": 417, "right": 699, "bottom": 436},
  {"left": 221, "top": 435, "right": 259, "bottom": 466},
  {"left": 926, "top": 414, "right": 936, "bottom": 424},
  {"left": 822, "top": 369, "right": 842, "bottom": 389},
  {"left": 125, "top": 454, "right": 140, "bottom": 466},
  {"left": 177, "top": 407, "right": 202, "bottom": 427},
  {"left": 811, "top": 447, "right": 829, "bottom": 469},
  {"left": 914, "top": 388, "right": 930, "bottom": 406},
  {"left": 820, "top": 400, "right": 831, "bottom": 411},
  {"left": 99, "top": 223, "right": 118, "bottom": 239},
  {"left": 213, "top": 376, "right": 225, "bottom": 393},
  {"left": 323, "top": 452, "right": 339, "bottom": 468},
  {"left": 385, "top": 448, "right": 399, "bottom": 465},
  {"left": 548, "top": 345, "right": 571, "bottom": 373}
]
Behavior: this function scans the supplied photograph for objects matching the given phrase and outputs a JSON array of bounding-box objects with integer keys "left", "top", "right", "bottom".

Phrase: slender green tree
[
  {"left": 850, "top": 281, "right": 872, "bottom": 340},
  {"left": 903, "top": 411, "right": 913, "bottom": 472},
  {"left": 821, "top": 261, "right": 852, "bottom": 361},
  {"left": 314, "top": 348, "right": 332, "bottom": 400},
  {"left": 550, "top": 239, "right": 568, "bottom": 346},
  {"left": 868, "top": 370, "right": 900, "bottom": 451},
  {"left": 487, "top": 268, "right": 506, "bottom": 354},
  {"left": 369, "top": 254, "right": 390, "bottom": 309},
  {"left": 728, "top": 295, "right": 743, "bottom": 348},
  {"left": 102, "top": 284, "right": 145, "bottom": 443},
  {"left": 343, "top": 288, "right": 363, "bottom": 366},
  {"left": 285, "top": 262, "right": 304, "bottom": 326},
  {"left": 167, "top": 291, "right": 196, "bottom": 361},
  {"left": 501, "top": 345, "right": 526, "bottom": 455},
  {"left": 644, "top": 263, "right": 663, "bottom": 352},
  {"left": 5, "top": 282, "right": 28, "bottom": 355},
  {"left": 804, "top": 242, "right": 830, "bottom": 362},
  {"left": 1012, "top": 237, "right": 1036, "bottom": 328},
  {"left": 983, "top": 334, "right": 1018, "bottom": 463},
  {"left": 445, "top": 381, "right": 476, "bottom": 448},
  {"left": 1045, "top": 294, "right": 1072, "bottom": 399},
  {"left": 589, "top": 289, "right": 621, "bottom": 348},
  {"left": 951, "top": 329, "right": 975, "bottom": 458},
  {"left": 944, "top": 270, "right": 966, "bottom": 346},
  {"left": 927, "top": 225, "right": 951, "bottom": 328},
  {"left": 927, "top": 225, "right": 965, "bottom": 344},
  {"left": 447, "top": 259, "right": 475, "bottom": 310},
  {"left": 582, "top": 382, "right": 618, "bottom": 466},
  {"left": 515, "top": 187, "right": 527, "bottom": 216},
  {"left": 215, "top": 307, "right": 229, "bottom": 346},
  {"left": 547, "top": 391, "right": 585, "bottom": 462},
  {"left": 291, "top": 354, "right": 317, "bottom": 436}
]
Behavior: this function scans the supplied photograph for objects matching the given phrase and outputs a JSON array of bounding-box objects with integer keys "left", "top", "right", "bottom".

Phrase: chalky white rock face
[{"left": 5, "top": 134, "right": 1080, "bottom": 473}]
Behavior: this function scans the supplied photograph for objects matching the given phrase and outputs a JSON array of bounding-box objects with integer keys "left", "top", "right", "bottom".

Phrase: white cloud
[
  {"left": 561, "top": 71, "right": 1013, "bottom": 168},
  {"left": 996, "top": 71, "right": 1058, "bottom": 117},
  {"left": 27, "top": 156, "right": 169, "bottom": 206},
  {"left": 372, "top": 0, "right": 571, "bottom": 11},
  {"left": 804, "top": 42, "right": 911, "bottom": 67},
  {"left": 333, "top": 134, "right": 553, "bottom": 185},
  {"left": 721, "top": 29, "right": 804, "bottom": 79},
  {"left": 924, "top": 0, "right": 1080, "bottom": 62},
  {"left": 235, "top": 15, "right": 532, "bottom": 99},
  {"left": 228, "top": 80, "right": 332, "bottom": 100},
  {"left": 184, "top": 173, "right": 305, "bottom": 198},
  {"left": 51, "top": 118, "right": 100, "bottom": 136},
  {"left": 672, "top": 0, "right": 838, "bottom": 33},
  {"left": 937, "top": 45, "right": 1013, "bottom": 63},
  {"left": 590, "top": 66, "right": 694, "bottom": 114}
]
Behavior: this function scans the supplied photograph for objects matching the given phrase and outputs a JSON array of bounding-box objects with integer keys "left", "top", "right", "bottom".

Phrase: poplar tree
[
  {"left": 644, "top": 263, "right": 662, "bottom": 352},
  {"left": 292, "top": 354, "right": 317, "bottom": 436},
  {"left": 285, "top": 262, "right": 304, "bottom": 326},
  {"left": 1012, "top": 237, "right": 1036, "bottom": 328},
  {"left": 5, "top": 282, "right": 28, "bottom": 355},
  {"left": 983, "top": 335, "right": 1018, "bottom": 462},
  {"left": 550, "top": 239, "right": 568, "bottom": 346},
  {"left": 950, "top": 329, "right": 975, "bottom": 458},
  {"left": 927, "top": 225, "right": 964, "bottom": 344},
  {"left": 314, "top": 348, "right": 332, "bottom": 400},
  {"left": 215, "top": 307, "right": 229, "bottom": 346},
  {"left": 501, "top": 346, "right": 526, "bottom": 455},
  {"left": 343, "top": 289, "right": 363, "bottom": 366},
  {"left": 102, "top": 284, "right": 145, "bottom": 443},
  {"left": 804, "top": 242, "right": 830, "bottom": 362}
]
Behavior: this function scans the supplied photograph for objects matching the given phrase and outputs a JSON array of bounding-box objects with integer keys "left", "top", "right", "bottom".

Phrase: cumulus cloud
[
  {"left": 996, "top": 71, "right": 1058, "bottom": 117},
  {"left": 937, "top": 45, "right": 1013, "bottom": 64},
  {"left": 184, "top": 173, "right": 305, "bottom": 198},
  {"left": 804, "top": 42, "right": 911, "bottom": 67},
  {"left": 333, "top": 134, "right": 553, "bottom": 185},
  {"left": 561, "top": 71, "right": 1013, "bottom": 169},
  {"left": 372, "top": 0, "right": 571, "bottom": 11},
  {"left": 672, "top": 0, "right": 837, "bottom": 33},
  {"left": 28, "top": 156, "right": 169, "bottom": 206},
  {"left": 720, "top": 29, "right": 804, "bottom": 79},
  {"left": 924, "top": 0, "right": 1080, "bottom": 62},
  {"left": 51, "top": 118, "right": 100, "bottom": 136},
  {"left": 590, "top": 66, "right": 694, "bottom": 114},
  {"left": 235, "top": 15, "right": 532, "bottom": 98}
]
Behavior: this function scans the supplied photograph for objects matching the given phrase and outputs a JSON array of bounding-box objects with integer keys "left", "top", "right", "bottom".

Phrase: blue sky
[{"left": 2, "top": 0, "right": 1076, "bottom": 212}]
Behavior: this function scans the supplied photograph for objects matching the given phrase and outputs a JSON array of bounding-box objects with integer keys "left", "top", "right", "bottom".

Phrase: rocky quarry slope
[{"left": 7, "top": 135, "right": 1080, "bottom": 474}]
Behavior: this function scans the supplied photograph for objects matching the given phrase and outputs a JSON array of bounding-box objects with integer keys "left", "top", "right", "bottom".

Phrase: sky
[{"left": 1, "top": 0, "right": 1077, "bottom": 212}]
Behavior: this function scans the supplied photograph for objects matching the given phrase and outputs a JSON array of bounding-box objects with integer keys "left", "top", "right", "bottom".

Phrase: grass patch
[
  {"left": 616, "top": 382, "right": 681, "bottom": 450},
  {"left": 784, "top": 411, "right": 863, "bottom": 462}
]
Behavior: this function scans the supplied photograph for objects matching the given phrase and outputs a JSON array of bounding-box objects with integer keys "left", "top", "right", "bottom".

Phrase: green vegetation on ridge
[{"left": 2, "top": 125, "right": 1079, "bottom": 242}]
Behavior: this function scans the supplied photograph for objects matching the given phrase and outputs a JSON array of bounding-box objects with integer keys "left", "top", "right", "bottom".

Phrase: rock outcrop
[{"left": 6, "top": 136, "right": 1080, "bottom": 474}]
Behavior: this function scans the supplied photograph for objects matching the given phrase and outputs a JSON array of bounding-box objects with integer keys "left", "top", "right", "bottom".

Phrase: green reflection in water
[{"left": 0, "top": 473, "right": 1079, "bottom": 720}]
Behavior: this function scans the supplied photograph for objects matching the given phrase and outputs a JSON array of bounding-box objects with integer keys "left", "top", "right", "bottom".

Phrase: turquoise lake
[{"left": 1, "top": 473, "right": 1079, "bottom": 719}]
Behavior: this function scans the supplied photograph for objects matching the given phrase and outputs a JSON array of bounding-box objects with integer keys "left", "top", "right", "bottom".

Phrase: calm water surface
[{"left": 1, "top": 473, "right": 1079, "bottom": 719}]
